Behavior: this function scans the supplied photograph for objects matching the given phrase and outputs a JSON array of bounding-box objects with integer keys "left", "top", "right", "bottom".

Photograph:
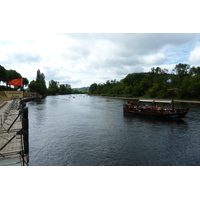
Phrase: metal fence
[
  {"left": 3, "top": 99, "right": 17, "bottom": 123},
  {"left": 0, "top": 99, "right": 29, "bottom": 166},
  {"left": 0, "top": 115, "right": 2, "bottom": 129}
]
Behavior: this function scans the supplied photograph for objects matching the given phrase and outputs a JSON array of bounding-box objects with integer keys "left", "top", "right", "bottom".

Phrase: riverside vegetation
[
  {"left": 0, "top": 66, "right": 87, "bottom": 98},
  {"left": 89, "top": 63, "right": 200, "bottom": 101},
  {"left": 1, "top": 63, "right": 200, "bottom": 102}
]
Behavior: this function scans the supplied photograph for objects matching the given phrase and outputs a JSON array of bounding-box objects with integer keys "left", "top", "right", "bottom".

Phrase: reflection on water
[
  {"left": 28, "top": 95, "right": 200, "bottom": 166},
  {"left": 123, "top": 113, "right": 187, "bottom": 124}
]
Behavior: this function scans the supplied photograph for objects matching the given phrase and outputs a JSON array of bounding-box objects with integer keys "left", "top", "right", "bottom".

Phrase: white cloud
[
  {"left": 143, "top": 53, "right": 166, "bottom": 66},
  {"left": 0, "top": 33, "right": 200, "bottom": 88},
  {"left": 189, "top": 46, "right": 200, "bottom": 65}
]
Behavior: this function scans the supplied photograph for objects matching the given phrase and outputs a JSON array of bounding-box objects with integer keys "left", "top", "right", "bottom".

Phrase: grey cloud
[
  {"left": 3, "top": 33, "right": 200, "bottom": 88},
  {"left": 115, "top": 33, "right": 197, "bottom": 55},
  {"left": 43, "top": 66, "right": 81, "bottom": 86},
  {"left": 9, "top": 53, "right": 42, "bottom": 64},
  {"left": 43, "top": 67, "right": 69, "bottom": 80},
  {"left": 66, "top": 33, "right": 197, "bottom": 53},
  {"left": 50, "top": 34, "right": 200, "bottom": 86},
  {"left": 61, "top": 46, "right": 90, "bottom": 60},
  {"left": 67, "top": 79, "right": 82, "bottom": 87},
  {"left": 63, "top": 33, "right": 197, "bottom": 70}
]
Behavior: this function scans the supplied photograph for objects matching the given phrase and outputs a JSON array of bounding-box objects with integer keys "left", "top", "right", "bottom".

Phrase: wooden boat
[{"left": 123, "top": 89, "right": 189, "bottom": 119}]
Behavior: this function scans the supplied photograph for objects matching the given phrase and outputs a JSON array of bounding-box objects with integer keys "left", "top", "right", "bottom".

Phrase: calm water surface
[{"left": 28, "top": 95, "right": 200, "bottom": 166}]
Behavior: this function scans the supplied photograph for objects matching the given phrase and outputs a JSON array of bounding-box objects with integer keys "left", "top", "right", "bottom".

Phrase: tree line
[
  {"left": 2, "top": 63, "right": 200, "bottom": 100},
  {"left": 89, "top": 63, "right": 200, "bottom": 100},
  {"left": 28, "top": 69, "right": 86, "bottom": 95},
  {"left": 1, "top": 65, "right": 85, "bottom": 95}
]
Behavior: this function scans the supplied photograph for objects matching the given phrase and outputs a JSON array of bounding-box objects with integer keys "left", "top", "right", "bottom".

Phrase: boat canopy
[
  {"left": 139, "top": 99, "right": 172, "bottom": 104},
  {"left": 139, "top": 99, "right": 154, "bottom": 103},
  {"left": 154, "top": 100, "right": 172, "bottom": 104}
]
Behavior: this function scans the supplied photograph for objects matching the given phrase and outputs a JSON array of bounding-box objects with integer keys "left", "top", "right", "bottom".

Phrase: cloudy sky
[
  {"left": 1, "top": 33, "right": 200, "bottom": 88},
  {"left": 1, "top": 1, "right": 200, "bottom": 88}
]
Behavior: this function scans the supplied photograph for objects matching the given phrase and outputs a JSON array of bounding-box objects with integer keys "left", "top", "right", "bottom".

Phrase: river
[{"left": 27, "top": 94, "right": 200, "bottom": 166}]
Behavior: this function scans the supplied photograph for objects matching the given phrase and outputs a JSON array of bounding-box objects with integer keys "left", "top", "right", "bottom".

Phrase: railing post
[{"left": 0, "top": 115, "right": 2, "bottom": 129}]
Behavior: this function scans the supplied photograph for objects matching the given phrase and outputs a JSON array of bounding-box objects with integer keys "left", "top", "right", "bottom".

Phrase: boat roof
[{"left": 139, "top": 99, "right": 172, "bottom": 104}]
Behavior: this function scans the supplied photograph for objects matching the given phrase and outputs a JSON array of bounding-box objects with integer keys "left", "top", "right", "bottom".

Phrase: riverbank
[
  {"left": 0, "top": 91, "right": 10, "bottom": 105},
  {"left": 91, "top": 95, "right": 200, "bottom": 104},
  {"left": 0, "top": 91, "right": 41, "bottom": 107}
]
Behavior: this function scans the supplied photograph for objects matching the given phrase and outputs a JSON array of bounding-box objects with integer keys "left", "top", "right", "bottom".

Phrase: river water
[{"left": 27, "top": 94, "right": 200, "bottom": 166}]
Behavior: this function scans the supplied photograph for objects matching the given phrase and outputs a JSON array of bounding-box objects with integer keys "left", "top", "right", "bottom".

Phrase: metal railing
[
  {"left": 0, "top": 115, "right": 2, "bottom": 129},
  {"left": 0, "top": 99, "right": 29, "bottom": 166},
  {"left": 2, "top": 99, "right": 17, "bottom": 124}
]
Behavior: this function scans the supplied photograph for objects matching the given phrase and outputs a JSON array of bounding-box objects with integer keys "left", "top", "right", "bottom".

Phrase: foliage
[
  {"left": 89, "top": 64, "right": 200, "bottom": 100},
  {"left": 7, "top": 69, "right": 22, "bottom": 83},
  {"left": 89, "top": 83, "right": 98, "bottom": 94},
  {"left": 46, "top": 79, "right": 73, "bottom": 95},
  {"left": 35, "top": 70, "right": 47, "bottom": 95},
  {"left": 48, "top": 80, "right": 59, "bottom": 95},
  {"left": 59, "top": 84, "right": 70, "bottom": 94},
  {"left": 29, "top": 70, "right": 82, "bottom": 95},
  {"left": 28, "top": 69, "right": 47, "bottom": 95},
  {"left": 0, "top": 65, "right": 29, "bottom": 90},
  {"left": 28, "top": 80, "right": 37, "bottom": 92},
  {"left": 2, "top": 63, "right": 200, "bottom": 100},
  {"left": 23, "top": 77, "right": 29, "bottom": 87},
  {"left": 0, "top": 65, "right": 7, "bottom": 83}
]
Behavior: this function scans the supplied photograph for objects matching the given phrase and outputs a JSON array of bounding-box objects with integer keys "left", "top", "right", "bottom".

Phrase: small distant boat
[{"left": 123, "top": 89, "right": 189, "bottom": 119}]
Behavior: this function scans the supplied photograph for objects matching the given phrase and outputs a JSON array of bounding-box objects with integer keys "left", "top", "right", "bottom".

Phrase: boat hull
[{"left": 123, "top": 105, "right": 189, "bottom": 119}]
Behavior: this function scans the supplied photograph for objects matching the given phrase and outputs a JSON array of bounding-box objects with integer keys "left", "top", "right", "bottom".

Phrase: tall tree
[
  {"left": 89, "top": 83, "right": 98, "bottom": 94},
  {"left": 172, "top": 63, "right": 190, "bottom": 80},
  {"left": 35, "top": 69, "right": 47, "bottom": 95},
  {"left": 23, "top": 77, "right": 29, "bottom": 87},
  {"left": 48, "top": 80, "right": 59, "bottom": 95},
  {"left": 189, "top": 66, "right": 200, "bottom": 76},
  {"left": 6, "top": 69, "right": 22, "bottom": 85},
  {"left": 0, "top": 65, "right": 7, "bottom": 83},
  {"left": 28, "top": 80, "right": 37, "bottom": 92}
]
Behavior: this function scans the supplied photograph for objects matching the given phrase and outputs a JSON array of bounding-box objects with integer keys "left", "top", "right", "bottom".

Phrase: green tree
[
  {"left": 23, "top": 77, "right": 29, "bottom": 87},
  {"left": 36, "top": 69, "right": 45, "bottom": 82},
  {"left": 123, "top": 73, "right": 147, "bottom": 87},
  {"left": 7, "top": 69, "right": 22, "bottom": 84},
  {"left": 178, "top": 76, "right": 190, "bottom": 99},
  {"left": 88, "top": 64, "right": 200, "bottom": 100},
  {"left": 189, "top": 66, "right": 200, "bottom": 76},
  {"left": 149, "top": 67, "right": 168, "bottom": 82},
  {"left": 112, "top": 84, "right": 125, "bottom": 96},
  {"left": 28, "top": 69, "right": 47, "bottom": 95},
  {"left": 147, "top": 83, "right": 160, "bottom": 97},
  {"left": 173, "top": 63, "right": 190, "bottom": 76},
  {"left": 187, "top": 75, "right": 200, "bottom": 99},
  {"left": 59, "top": 84, "right": 68, "bottom": 94},
  {"left": 58, "top": 84, "right": 72, "bottom": 94},
  {"left": 48, "top": 80, "right": 59, "bottom": 95},
  {"left": 28, "top": 80, "right": 37, "bottom": 92},
  {"left": 121, "top": 85, "right": 133, "bottom": 96},
  {"left": 89, "top": 83, "right": 98, "bottom": 94},
  {"left": 0, "top": 65, "right": 7, "bottom": 83},
  {"left": 172, "top": 63, "right": 190, "bottom": 85}
]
